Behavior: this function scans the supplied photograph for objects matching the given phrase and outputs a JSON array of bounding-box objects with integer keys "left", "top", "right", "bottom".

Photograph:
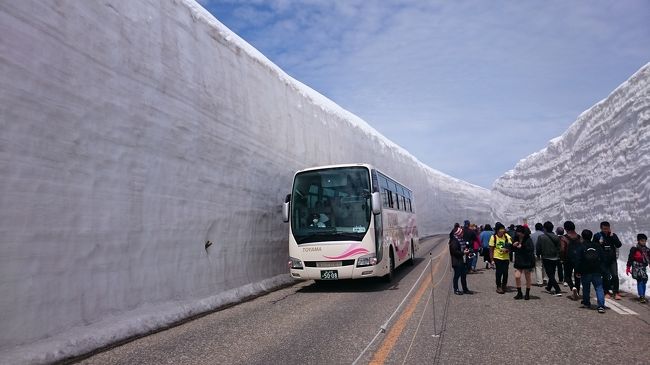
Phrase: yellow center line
[{"left": 369, "top": 256, "right": 445, "bottom": 365}]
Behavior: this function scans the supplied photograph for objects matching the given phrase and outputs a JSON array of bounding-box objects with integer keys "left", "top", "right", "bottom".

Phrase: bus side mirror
[
  {"left": 371, "top": 192, "right": 381, "bottom": 215},
  {"left": 282, "top": 194, "right": 291, "bottom": 222}
]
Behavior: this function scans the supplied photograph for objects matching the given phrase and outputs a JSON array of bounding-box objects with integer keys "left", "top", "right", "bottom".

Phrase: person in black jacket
[
  {"left": 576, "top": 229, "right": 607, "bottom": 313},
  {"left": 593, "top": 221, "right": 623, "bottom": 300},
  {"left": 560, "top": 221, "right": 584, "bottom": 300},
  {"left": 449, "top": 227, "right": 472, "bottom": 295},
  {"left": 512, "top": 225, "right": 535, "bottom": 300}
]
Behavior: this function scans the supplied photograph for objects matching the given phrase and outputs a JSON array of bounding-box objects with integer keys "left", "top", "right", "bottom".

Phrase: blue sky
[{"left": 199, "top": 0, "right": 650, "bottom": 188}]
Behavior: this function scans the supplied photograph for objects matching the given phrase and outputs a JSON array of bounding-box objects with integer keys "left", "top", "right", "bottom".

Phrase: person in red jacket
[{"left": 626, "top": 233, "right": 649, "bottom": 303}]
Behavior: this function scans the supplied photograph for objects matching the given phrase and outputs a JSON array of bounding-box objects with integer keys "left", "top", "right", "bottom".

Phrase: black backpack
[{"left": 584, "top": 246, "right": 599, "bottom": 271}]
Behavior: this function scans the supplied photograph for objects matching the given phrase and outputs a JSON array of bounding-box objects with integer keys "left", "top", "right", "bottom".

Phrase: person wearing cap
[
  {"left": 449, "top": 226, "right": 473, "bottom": 295},
  {"left": 489, "top": 222, "right": 513, "bottom": 294}
]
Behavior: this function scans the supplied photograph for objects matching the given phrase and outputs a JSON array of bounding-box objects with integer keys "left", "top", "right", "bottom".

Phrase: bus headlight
[
  {"left": 356, "top": 254, "right": 377, "bottom": 267},
  {"left": 288, "top": 257, "right": 304, "bottom": 270}
]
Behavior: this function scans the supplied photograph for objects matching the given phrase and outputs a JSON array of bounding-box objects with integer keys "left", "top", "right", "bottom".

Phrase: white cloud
[{"left": 204, "top": 0, "right": 650, "bottom": 187}]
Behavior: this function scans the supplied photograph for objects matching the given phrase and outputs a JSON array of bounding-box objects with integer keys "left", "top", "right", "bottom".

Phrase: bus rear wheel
[{"left": 407, "top": 242, "right": 415, "bottom": 266}]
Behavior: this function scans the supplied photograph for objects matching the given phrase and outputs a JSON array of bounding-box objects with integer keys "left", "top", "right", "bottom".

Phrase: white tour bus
[{"left": 282, "top": 164, "right": 419, "bottom": 281}]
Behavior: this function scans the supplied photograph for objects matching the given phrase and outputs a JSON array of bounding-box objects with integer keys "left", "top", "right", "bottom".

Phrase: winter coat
[
  {"left": 512, "top": 237, "right": 535, "bottom": 269},
  {"left": 627, "top": 245, "right": 649, "bottom": 268},
  {"left": 593, "top": 231, "right": 622, "bottom": 264},
  {"left": 536, "top": 232, "right": 561, "bottom": 259},
  {"left": 449, "top": 238, "right": 468, "bottom": 267}
]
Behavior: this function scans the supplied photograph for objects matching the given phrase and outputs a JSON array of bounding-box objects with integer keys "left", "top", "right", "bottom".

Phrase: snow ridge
[
  {"left": 492, "top": 62, "right": 650, "bottom": 235},
  {"left": 492, "top": 63, "right": 650, "bottom": 292}
]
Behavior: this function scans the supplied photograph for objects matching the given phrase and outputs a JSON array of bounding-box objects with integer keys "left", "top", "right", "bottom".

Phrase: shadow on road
[{"left": 297, "top": 257, "right": 427, "bottom": 293}]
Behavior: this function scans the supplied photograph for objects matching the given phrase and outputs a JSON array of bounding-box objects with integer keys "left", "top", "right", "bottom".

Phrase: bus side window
[{"left": 381, "top": 188, "right": 390, "bottom": 208}]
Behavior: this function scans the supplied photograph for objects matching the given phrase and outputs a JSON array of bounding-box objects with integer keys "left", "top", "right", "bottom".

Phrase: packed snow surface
[{"left": 0, "top": 1, "right": 494, "bottom": 363}]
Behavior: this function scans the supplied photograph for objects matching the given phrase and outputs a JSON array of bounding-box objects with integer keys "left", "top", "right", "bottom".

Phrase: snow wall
[
  {"left": 0, "top": 1, "right": 495, "bottom": 362},
  {"left": 492, "top": 63, "right": 650, "bottom": 291}
]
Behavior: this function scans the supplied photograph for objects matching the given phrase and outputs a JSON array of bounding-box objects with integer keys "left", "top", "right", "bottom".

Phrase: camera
[{"left": 462, "top": 241, "right": 475, "bottom": 258}]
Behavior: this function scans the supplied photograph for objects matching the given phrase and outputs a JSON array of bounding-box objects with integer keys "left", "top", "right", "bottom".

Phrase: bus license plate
[{"left": 320, "top": 270, "right": 338, "bottom": 280}]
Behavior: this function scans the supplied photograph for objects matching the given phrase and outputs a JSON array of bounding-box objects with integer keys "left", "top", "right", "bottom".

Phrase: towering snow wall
[
  {"left": 0, "top": 0, "right": 494, "bottom": 362},
  {"left": 493, "top": 63, "right": 650, "bottom": 248}
]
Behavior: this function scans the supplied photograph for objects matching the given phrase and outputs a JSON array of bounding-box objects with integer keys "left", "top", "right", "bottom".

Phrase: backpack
[
  {"left": 564, "top": 234, "right": 582, "bottom": 262},
  {"left": 492, "top": 234, "right": 511, "bottom": 244},
  {"left": 583, "top": 246, "right": 599, "bottom": 271}
]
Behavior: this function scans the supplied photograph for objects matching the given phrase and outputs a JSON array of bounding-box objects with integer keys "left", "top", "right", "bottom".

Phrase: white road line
[
  {"left": 401, "top": 291, "right": 432, "bottom": 365},
  {"left": 601, "top": 298, "right": 638, "bottom": 315}
]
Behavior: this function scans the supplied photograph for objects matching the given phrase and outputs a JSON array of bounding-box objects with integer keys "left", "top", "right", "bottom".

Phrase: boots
[
  {"left": 514, "top": 288, "right": 523, "bottom": 300},
  {"left": 524, "top": 288, "right": 530, "bottom": 300},
  {"left": 496, "top": 286, "right": 504, "bottom": 294}
]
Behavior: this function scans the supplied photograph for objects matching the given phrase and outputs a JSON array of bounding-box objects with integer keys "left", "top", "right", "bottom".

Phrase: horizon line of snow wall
[
  {"left": 0, "top": 0, "right": 495, "bottom": 362},
  {"left": 492, "top": 63, "right": 650, "bottom": 285}
]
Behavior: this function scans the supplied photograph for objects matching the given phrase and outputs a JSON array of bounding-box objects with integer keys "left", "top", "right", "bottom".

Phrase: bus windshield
[{"left": 291, "top": 167, "right": 371, "bottom": 244}]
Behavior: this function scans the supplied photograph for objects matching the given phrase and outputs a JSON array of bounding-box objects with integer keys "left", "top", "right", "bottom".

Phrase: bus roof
[
  {"left": 292, "top": 163, "right": 411, "bottom": 193},
  {"left": 293, "top": 163, "right": 374, "bottom": 174}
]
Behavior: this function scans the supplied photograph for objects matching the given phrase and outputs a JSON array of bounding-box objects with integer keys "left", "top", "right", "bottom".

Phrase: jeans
[
  {"left": 543, "top": 259, "right": 561, "bottom": 293},
  {"left": 494, "top": 259, "right": 509, "bottom": 289},
  {"left": 637, "top": 279, "right": 648, "bottom": 298},
  {"left": 470, "top": 253, "right": 478, "bottom": 270},
  {"left": 563, "top": 261, "right": 581, "bottom": 292},
  {"left": 603, "top": 260, "right": 619, "bottom": 294},
  {"left": 453, "top": 265, "right": 468, "bottom": 292},
  {"left": 581, "top": 272, "right": 605, "bottom": 307}
]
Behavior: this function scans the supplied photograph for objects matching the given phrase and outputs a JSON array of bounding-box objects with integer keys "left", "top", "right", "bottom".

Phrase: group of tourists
[{"left": 448, "top": 220, "right": 649, "bottom": 313}]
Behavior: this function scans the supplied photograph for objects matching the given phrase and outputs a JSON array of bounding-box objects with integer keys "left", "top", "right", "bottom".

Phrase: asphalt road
[
  {"left": 74, "top": 236, "right": 451, "bottom": 365},
  {"left": 73, "top": 235, "right": 650, "bottom": 364}
]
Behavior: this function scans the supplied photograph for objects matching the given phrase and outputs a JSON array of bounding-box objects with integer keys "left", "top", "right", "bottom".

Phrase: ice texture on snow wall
[
  {"left": 0, "top": 1, "right": 493, "bottom": 362},
  {"left": 493, "top": 63, "right": 650, "bottom": 246}
]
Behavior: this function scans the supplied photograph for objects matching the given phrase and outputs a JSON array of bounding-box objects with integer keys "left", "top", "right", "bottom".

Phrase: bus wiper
[
  {"left": 332, "top": 232, "right": 364, "bottom": 240},
  {"left": 296, "top": 231, "right": 335, "bottom": 244}
]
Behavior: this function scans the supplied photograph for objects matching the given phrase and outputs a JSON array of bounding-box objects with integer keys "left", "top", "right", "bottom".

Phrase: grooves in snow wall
[
  {"left": 0, "top": 0, "right": 494, "bottom": 362},
  {"left": 492, "top": 63, "right": 650, "bottom": 282}
]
